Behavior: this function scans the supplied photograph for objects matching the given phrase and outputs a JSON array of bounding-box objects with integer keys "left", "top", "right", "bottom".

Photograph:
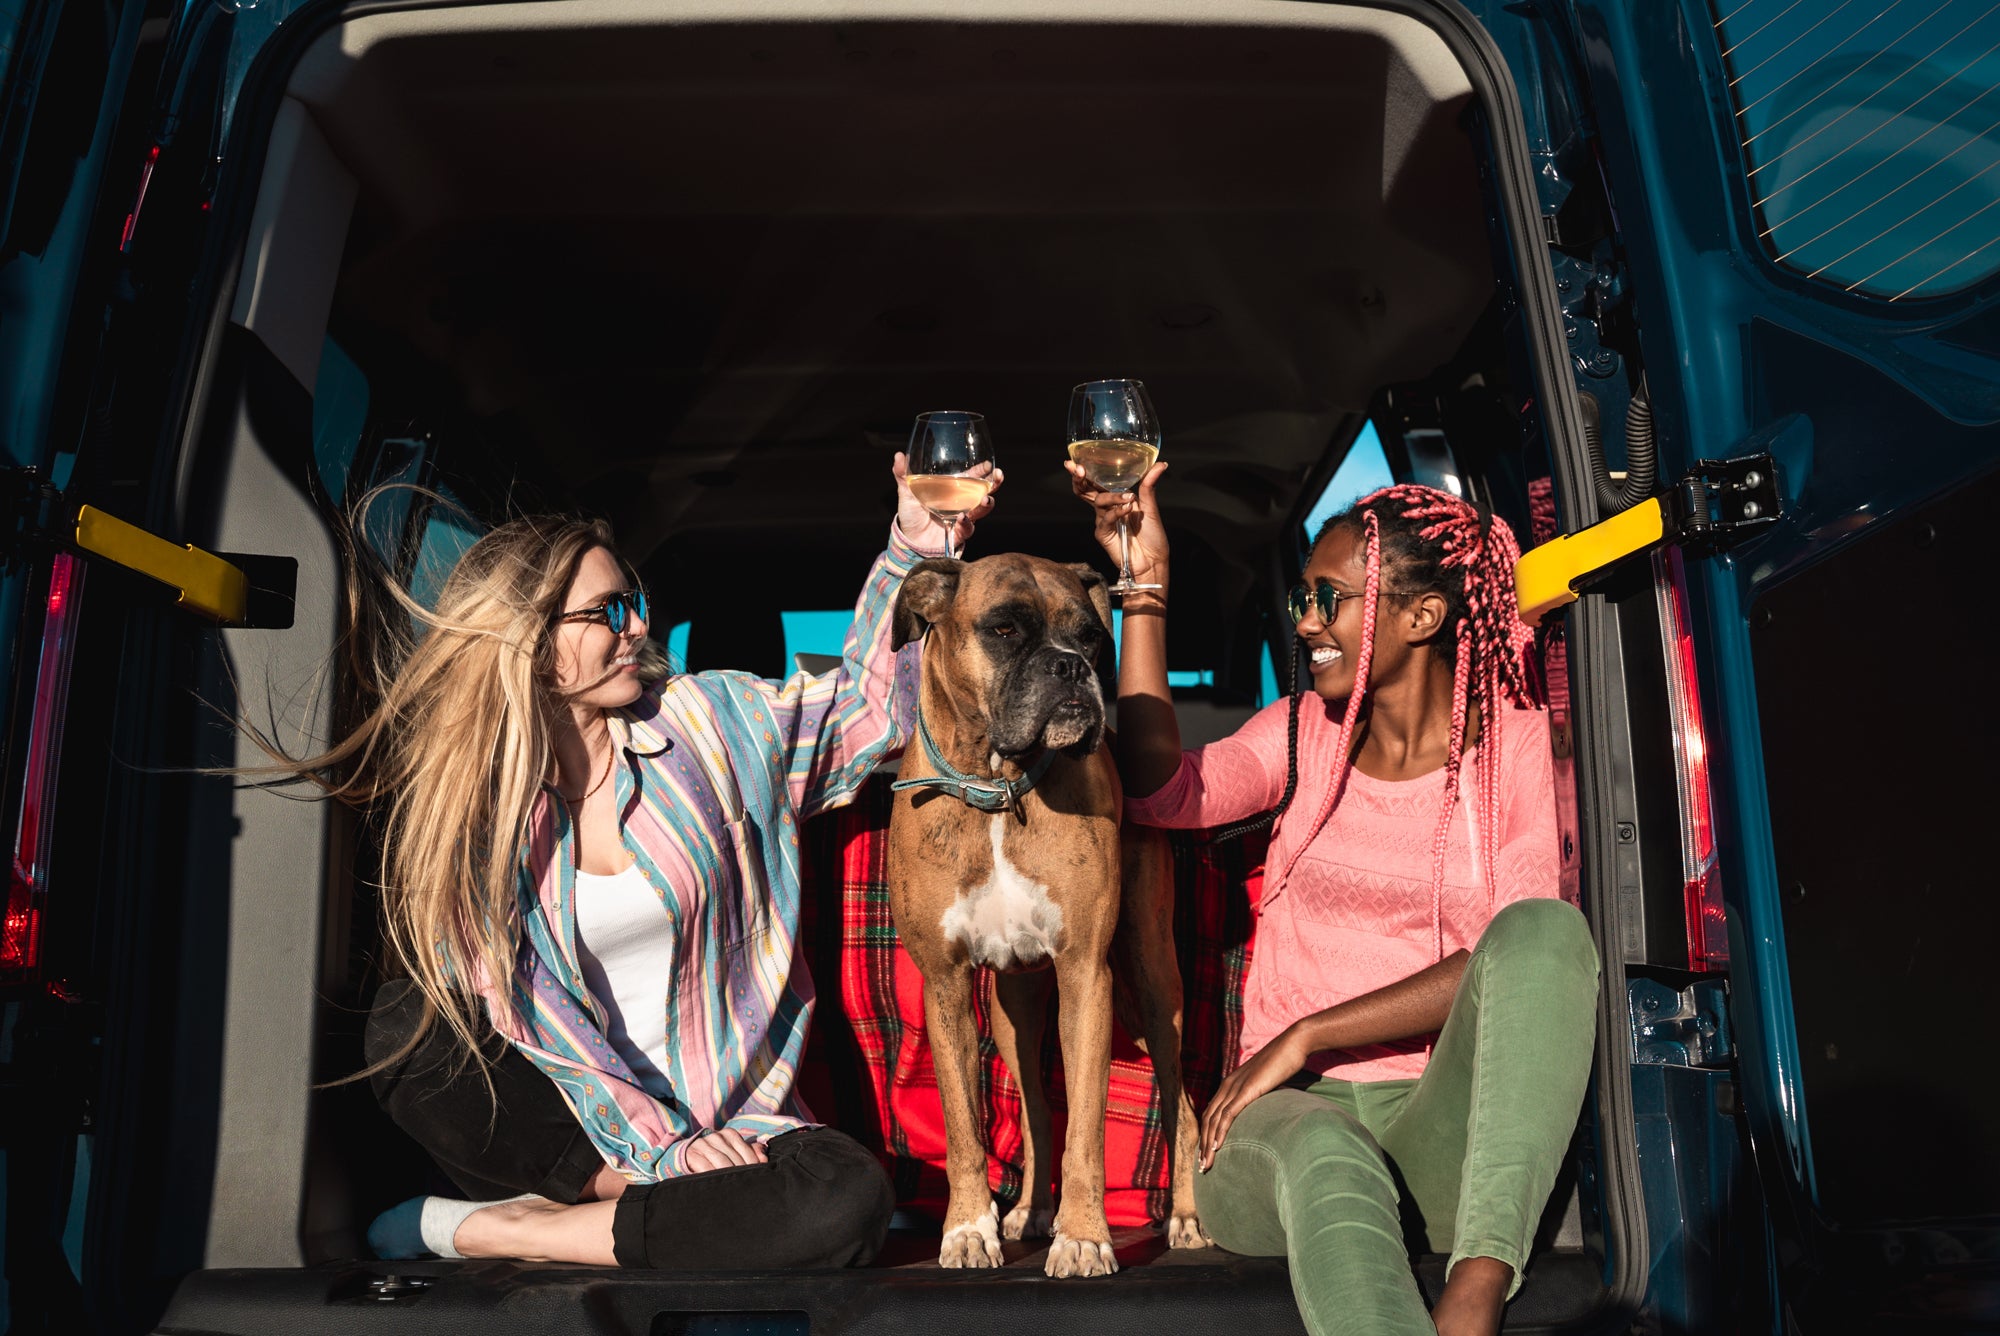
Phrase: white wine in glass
[
  {"left": 1067, "top": 380, "right": 1162, "bottom": 594},
  {"left": 905, "top": 473, "right": 994, "bottom": 518},
  {"left": 906, "top": 411, "right": 994, "bottom": 559},
  {"left": 1067, "top": 438, "right": 1160, "bottom": 493}
]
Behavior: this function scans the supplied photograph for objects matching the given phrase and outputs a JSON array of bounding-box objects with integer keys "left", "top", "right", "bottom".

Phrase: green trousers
[{"left": 1193, "top": 898, "right": 1600, "bottom": 1336}]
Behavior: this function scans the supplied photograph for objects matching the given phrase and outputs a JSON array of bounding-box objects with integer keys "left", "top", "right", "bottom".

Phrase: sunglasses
[
  {"left": 1287, "top": 580, "right": 1423, "bottom": 625},
  {"left": 558, "top": 588, "right": 650, "bottom": 636},
  {"left": 1286, "top": 580, "right": 1359, "bottom": 626}
]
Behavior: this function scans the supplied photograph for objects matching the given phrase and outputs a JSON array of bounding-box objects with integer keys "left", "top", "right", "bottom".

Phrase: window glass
[
  {"left": 311, "top": 338, "right": 370, "bottom": 505},
  {"left": 1105, "top": 610, "right": 1213, "bottom": 690},
  {"left": 1300, "top": 421, "right": 1396, "bottom": 545},
  {"left": 780, "top": 610, "right": 854, "bottom": 667},
  {"left": 669, "top": 608, "right": 1235, "bottom": 690},
  {"left": 1712, "top": 0, "right": 2000, "bottom": 301},
  {"left": 0, "top": 2, "right": 24, "bottom": 101},
  {"left": 409, "top": 500, "right": 481, "bottom": 610}
]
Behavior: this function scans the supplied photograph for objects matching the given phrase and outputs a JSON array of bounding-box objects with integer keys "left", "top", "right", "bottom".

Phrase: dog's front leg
[
  {"left": 924, "top": 963, "right": 1003, "bottom": 1268},
  {"left": 1046, "top": 954, "right": 1118, "bottom": 1277},
  {"left": 990, "top": 969, "right": 1056, "bottom": 1240}
]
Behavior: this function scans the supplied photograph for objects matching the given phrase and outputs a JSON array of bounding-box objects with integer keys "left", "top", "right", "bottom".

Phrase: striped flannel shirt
[{"left": 476, "top": 522, "right": 934, "bottom": 1181}]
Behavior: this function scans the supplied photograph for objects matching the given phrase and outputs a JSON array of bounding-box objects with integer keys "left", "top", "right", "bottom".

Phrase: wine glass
[
  {"left": 906, "top": 412, "right": 995, "bottom": 560},
  {"left": 1067, "top": 379, "right": 1162, "bottom": 595}
]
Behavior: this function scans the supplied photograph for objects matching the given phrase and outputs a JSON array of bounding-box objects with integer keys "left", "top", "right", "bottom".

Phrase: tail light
[
  {"left": 1652, "top": 546, "right": 1727, "bottom": 970},
  {"left": 2, "top": 555, "right": 83, "bottom": 987},
  {"left": 120, "top": 144, "right": 161, "bottom": 252}
]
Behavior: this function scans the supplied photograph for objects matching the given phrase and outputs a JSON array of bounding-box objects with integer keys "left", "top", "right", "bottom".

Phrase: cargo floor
[{"left": 160, "top": 1228, "right": 1608, "bottom": 1335}]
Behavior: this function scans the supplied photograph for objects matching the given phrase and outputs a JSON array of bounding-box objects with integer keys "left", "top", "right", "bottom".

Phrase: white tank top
[{"left": 573, "top": 861, "right": 674, "bottom": 1095}]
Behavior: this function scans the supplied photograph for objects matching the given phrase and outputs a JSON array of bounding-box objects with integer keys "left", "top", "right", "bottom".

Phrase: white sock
[{"left": 420, "top": 1192, "right": 538, "bottom": 1258}]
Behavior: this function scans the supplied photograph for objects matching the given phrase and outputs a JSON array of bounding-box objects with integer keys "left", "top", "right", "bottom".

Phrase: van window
[
  {"left": 408, "top": 498, "right": 481, "bottom": 610},
  {"left": 1301, "top": 420, "right": 1397, "bottom": 544},
  {"left": 781, "top": 609, "right": 855, "bottom": 667},
  {"left": 1713, "top": 1, "right": 2000, "bottom": 300},
  {"left": 311, "top": 338, "right": 370, "bottom": 504},
  {"left": 0, "top": 9, "right": 22, "bottom": 99},
  {"left": 667, "top": 609, "right": 1249, "bottom": 695}
]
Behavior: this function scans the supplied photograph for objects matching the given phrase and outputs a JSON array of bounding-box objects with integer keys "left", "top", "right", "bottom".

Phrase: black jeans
[{"left": 366, "top": 980, "right": 895, "bottom": 1268}]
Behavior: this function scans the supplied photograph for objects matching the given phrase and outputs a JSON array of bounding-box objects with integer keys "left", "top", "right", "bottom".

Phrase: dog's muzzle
[{"left": 992, "top": 649, "right": 1104, "bottom": 758}]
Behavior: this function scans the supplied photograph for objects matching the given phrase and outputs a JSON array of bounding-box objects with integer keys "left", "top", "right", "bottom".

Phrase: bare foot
[
  {"left": 452, "top": 1197, "right": 619, "bottom": 1265},
  {"left": 1431, "top": 1256, "right": 1511, "bottom": 1336},
  {"left": 452, "top": 1197, "right": 568, "bottom": 1259}
]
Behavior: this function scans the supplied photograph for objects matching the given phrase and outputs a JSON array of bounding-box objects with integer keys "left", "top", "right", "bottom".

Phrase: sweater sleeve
[
  {"left": 1125, "top": 697, "right": 1294, "bottom": 830},
  {"left": 1492, "top": 707, "right": 1562, "bottom": 907}
]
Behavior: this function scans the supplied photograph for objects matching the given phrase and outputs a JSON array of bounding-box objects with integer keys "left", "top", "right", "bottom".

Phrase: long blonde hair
[{"left": 258, "top": 490, "right": 654, "bottom": 1075}]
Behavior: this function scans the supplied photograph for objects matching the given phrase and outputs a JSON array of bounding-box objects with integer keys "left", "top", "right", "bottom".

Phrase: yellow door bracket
[
  {"left": 1515, "top": 497, "right": 1666, "bottom": 622},
  {"left": 1515, "top": 453, "right": 1781, "bottom": 624},
  {"left": 73, "top": 505, "right": 249, "bottom": 624}
]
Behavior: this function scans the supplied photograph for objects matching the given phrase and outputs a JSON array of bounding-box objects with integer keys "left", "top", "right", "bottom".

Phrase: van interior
[{"left": 81, "top": 3, "right": 1661, "bottom": 1332}]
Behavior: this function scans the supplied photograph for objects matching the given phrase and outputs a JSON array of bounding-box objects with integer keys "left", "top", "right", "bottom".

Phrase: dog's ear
[
  {"left": 1065, "top": 563, "right": 1119, "bottom": 702},
  {"left": 892, "top": 559, "right": 964, "bottom": 649},
  {"left": 1065, "top": 564, "right": 1114, "bottom": 636}
]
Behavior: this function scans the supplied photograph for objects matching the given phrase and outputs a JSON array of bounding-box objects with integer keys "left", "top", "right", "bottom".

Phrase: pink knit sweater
[{"left": 1128, "top": 699, "right": 1561, "bottom": 1083}]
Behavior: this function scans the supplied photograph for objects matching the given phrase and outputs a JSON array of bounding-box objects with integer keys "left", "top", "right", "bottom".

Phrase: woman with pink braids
[{"left": 1069, "top": 463, "right": 1597, "bottom": 1336}]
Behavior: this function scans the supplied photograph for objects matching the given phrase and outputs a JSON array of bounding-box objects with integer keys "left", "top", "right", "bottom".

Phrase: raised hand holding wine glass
[
  {"left": 905, "top": 411, "right": 997, "bottom": 560},
  {"left": 1066, "top": 379, "right": 1164, "bottom": 595}
]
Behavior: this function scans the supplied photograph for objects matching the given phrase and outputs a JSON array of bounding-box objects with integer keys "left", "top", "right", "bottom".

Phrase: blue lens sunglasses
[{"left": 558, "top": 588, "right": 650, "bottom": 636}]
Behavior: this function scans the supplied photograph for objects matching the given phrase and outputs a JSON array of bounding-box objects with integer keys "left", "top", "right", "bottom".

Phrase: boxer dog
[{"left": 887, "top": 554, "right": 1204, "bottom": 1278}]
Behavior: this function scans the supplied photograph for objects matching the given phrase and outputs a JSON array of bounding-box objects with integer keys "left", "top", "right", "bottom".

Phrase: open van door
[
  {"left": 1, "top": 0, "right": 242, "bottom": 1326},
  {"left": 1539, "top": 1, "right": 2000, "bottom": 1328}
]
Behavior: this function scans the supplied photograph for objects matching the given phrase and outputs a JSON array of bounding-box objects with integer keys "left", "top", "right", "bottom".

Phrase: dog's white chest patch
[{"left": 938, "top": 816, "right": 1064, "bottom": 971}]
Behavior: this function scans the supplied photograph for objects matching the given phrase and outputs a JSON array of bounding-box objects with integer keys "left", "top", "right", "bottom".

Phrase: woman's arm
[
  {"left": 1069, "top": 459, "right": 1291, "bottom": 828},
  {"left": 1198, "top": 951, "right": 1470, "bottom": 1168},
  {"left": 733, "top": 457, "right": 1002, "bottom": 821},
  {"left": 1493, "top": 706, "right": 1564, "bottom": 906},
  {"left": 1067, "top": 460, "right": 1182, "bottom": 796}
]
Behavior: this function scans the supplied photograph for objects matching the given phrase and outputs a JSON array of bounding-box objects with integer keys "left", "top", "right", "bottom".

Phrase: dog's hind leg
[
  {"left": 924, "top": 964, "right": 1004, "bottom": 1268},
  {"left": 990, "top": 969, "right": 1057, "bottom": 1240},
  {"left": 1114, "top": 828, "right": 1210, "bottom": 1249}
]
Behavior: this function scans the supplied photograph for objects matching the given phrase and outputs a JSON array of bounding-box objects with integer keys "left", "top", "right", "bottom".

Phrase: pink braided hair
[{"left": 1335, "top": 485, "right": 1539, "bottom": 961}]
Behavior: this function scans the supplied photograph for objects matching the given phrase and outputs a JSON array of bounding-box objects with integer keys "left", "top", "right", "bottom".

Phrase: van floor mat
[{"left": 161, "top": 1231, "right": 1608, "bottom": 1335}]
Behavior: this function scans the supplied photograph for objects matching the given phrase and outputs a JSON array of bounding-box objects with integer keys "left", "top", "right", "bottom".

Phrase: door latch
[{"left": 1630, "top": 976, "right": 1734, "bottom": 1067}]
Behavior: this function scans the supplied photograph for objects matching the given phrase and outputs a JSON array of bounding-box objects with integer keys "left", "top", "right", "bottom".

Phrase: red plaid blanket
[{"left": 797, "top": 777, "right": 1269, "bottom": 1228}]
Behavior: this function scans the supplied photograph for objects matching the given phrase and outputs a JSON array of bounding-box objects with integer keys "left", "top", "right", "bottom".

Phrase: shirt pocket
[{"left": 715, "top": 811, "right": 776, "bottom": 956}]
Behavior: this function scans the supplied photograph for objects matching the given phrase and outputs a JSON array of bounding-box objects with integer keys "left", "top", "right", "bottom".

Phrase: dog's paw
[
  {"left": 938, "top": 1203, "right": 1004, "bottom": 1268},
  {"left": 1166, "top": 1213, "right": 1211, "bottom": 1249},
  {"left": 1001, "top": 1203, "right": 1055, "bottom": 1240},
  {"left": 1044, "top": 1232, "right": 1119, "bottom": 1278}
]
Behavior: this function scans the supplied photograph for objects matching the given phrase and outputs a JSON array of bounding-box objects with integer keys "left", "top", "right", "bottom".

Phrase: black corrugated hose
[{"left": 1582, "top": 383, "right": 1657, "bottom": 516}]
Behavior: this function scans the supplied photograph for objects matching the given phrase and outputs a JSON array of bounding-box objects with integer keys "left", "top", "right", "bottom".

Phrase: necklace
[{"left": 558, "top": 744, "right": 615, "bottom": 806}]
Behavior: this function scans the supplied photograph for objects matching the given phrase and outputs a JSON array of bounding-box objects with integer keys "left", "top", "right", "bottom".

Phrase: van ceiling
[{"left": 285, "top": 1, "right": 1493, "bottom": 614}]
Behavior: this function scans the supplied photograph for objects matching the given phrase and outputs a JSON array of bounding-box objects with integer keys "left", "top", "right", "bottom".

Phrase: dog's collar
[{"left": 890, "top": 705, "right": 1056, "bottom": 817}]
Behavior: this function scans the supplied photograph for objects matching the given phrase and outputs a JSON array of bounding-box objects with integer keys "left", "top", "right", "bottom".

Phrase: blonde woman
[{"left": 337, "top": 455, "right": 999, "bottom": 1268}]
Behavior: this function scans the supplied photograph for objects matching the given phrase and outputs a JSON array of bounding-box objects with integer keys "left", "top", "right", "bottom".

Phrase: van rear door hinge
[
  {"left": 1515, "top": 451, "right": 1784, "bottom": 622},
  {"left": 1666, "top": 454, "right": 1781, "bottom": 552},
  {"left": 1630, "top": 976, "right": 1734, "bottom": 1067}
]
